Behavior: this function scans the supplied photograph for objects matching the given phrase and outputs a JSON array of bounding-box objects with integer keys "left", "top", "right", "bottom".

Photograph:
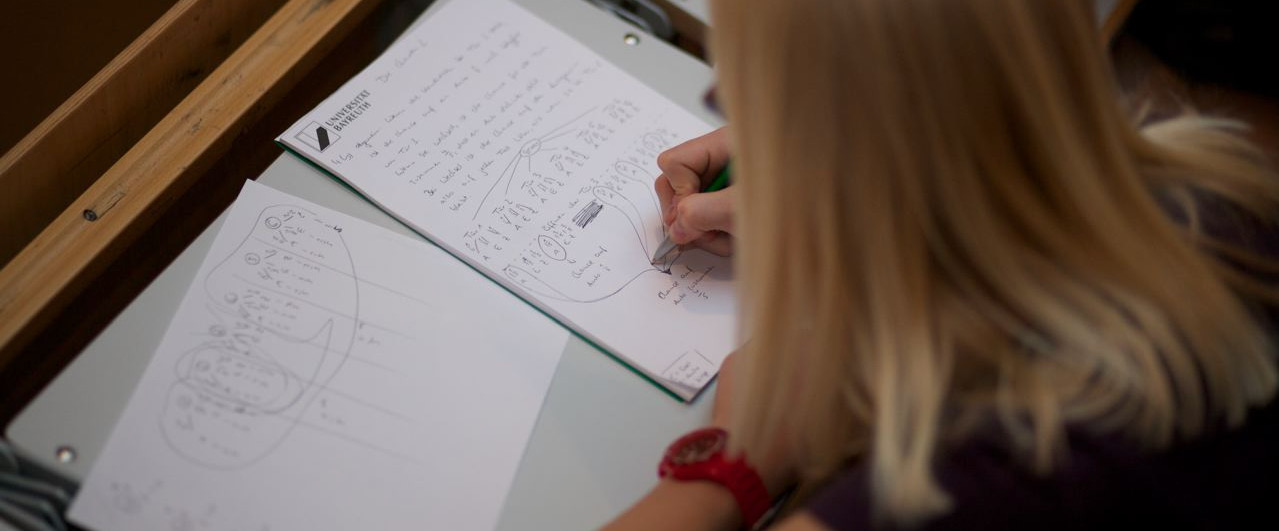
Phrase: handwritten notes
[
  {"left": 279, "top": 0, "right": 735, "bottom": 400},
  {"left": 68, "top": 181, "right": 569, "bottom": 531}
]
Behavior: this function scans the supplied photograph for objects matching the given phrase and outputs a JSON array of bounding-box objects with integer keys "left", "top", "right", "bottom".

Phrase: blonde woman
[{"left": 604, "top": 0, "right": 1279, "bottom": 529}]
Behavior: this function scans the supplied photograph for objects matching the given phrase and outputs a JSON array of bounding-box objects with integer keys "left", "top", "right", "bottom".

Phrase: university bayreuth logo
[{"left": 295, "top": 121, "right": 339, "bottom": 152}]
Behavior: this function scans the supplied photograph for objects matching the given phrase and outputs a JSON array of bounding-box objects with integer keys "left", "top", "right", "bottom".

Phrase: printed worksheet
[
  {"left": 68, "top": 181, "right": 569, "bottom": 531},
  {"left": 278, "top": 0, "right": 735, "bottom": 401}
]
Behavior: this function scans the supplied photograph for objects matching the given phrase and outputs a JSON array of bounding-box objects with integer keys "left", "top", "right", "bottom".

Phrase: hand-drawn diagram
[
  {"left": 159, "top": 205, "right": 376, "bottom": 469},
  {"left": 481, "top": 111, "right": 692, "bottom": 303},
  {"left": 285, "top": 8, "right": 719, "bottom": 314},
  {"left": 270, "top": 0, "right": 735, "bottom": 405},
  {"left": 474, "top": 106, "right": 600, "bottom": 219}
]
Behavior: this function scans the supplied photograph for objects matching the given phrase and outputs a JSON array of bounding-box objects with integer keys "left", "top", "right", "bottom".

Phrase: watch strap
[{"left": 659, "top": 428, "right": 772, "bottom": 529}]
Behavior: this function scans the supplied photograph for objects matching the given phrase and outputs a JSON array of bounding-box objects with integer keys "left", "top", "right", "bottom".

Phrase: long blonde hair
[{"left": 713, "top": 0, "right": 1279, "bottom": 525}]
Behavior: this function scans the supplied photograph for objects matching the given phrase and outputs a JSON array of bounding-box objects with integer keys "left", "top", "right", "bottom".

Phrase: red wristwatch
[{"left": 658, "top": 427, "right": 771, "bottom": 529}]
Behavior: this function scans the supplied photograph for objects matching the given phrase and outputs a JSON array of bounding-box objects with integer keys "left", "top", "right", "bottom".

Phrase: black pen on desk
[{"left": 650, "top": 164, "right": 732, "bottom": 264}]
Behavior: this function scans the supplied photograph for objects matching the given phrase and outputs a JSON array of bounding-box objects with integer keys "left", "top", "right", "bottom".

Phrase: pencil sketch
[
  {"left": 492, "top": 125, "right": 691, "bottom": 303},
  {"left": 572, "top": 200, "right": 603, "bottom": 228},
  {"left": 295, "top": 16, "right": 717, "bottom": 314},
  {"left": 473, "top": 106, "right": 599, "bottom": 219},
  {"left": 159, "top": 205, "right": 419, "bottom": 469},
  {"left": 264, "top": 0, "right": 736, "bottom": 405}
]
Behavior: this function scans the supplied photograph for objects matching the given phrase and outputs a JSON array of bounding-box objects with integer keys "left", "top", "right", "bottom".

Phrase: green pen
[{"left": 650, "top": 163, "right": 731, "bottom": 264}]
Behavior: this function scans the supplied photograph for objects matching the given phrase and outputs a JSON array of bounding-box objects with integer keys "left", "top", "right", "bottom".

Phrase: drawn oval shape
[
  {"left": 174, "top": 345, "right": 297, "bottom": 411},
  {"left": 537, "top": 235, "right": 567, "bottom": 261},
  {"left": 641, "top": 132, "right": 669, "bottom": 153},
  {"left": 504, "top": 265, "right": 576, "bottom": 302},
  {"left": 188, "top": 204, "right": 360, "bottom": 469},
  {"left": 613, "top": 160, "right": 649, "bottom": 180},
  {"left": 592, "top": 186, "right": 621, "bottom": 203},
  {"left": 519, "top": 138, "right": 542, "bottom": 157},
  {"left": 160, "top": 381, "right": 294, "bottom": 470},
  {"left": 504, "top": 266, "right": 523, "bottom": 281}
]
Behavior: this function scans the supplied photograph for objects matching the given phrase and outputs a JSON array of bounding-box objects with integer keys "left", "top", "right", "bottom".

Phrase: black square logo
[{"left": 295, "top": 121, "right": 339, "bottom": 152}]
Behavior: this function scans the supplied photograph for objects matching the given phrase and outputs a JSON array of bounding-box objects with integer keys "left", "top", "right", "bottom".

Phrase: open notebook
[{"left": 278, "top": 0, "right": 735, "bottom": 400}]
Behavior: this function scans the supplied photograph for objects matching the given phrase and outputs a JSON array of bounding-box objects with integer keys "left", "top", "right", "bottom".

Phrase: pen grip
[{"left": 703, "top": 164, "right": 731, "bottom": 193}]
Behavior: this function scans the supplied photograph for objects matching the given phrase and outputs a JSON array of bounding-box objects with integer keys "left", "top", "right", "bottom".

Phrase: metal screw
[
  {"left": 83, "top": 210, "right": 99, "bottom": 221},
  {"left": 55, "top": 446, "right": 77, "bottom": 463},
  {"left": 623, "top": 33, "right": 641, "bottom": 46}
]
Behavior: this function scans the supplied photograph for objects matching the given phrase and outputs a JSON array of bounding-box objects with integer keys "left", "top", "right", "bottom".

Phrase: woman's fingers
[
  {"left": 692, "top": 231, "right": 734, "bottom": 257},
  {"left": 655, "top": 128, "right": 730, "bottom": 226},
  {"left": 669, "top": 188, "right": 734, "bottom": 243}
]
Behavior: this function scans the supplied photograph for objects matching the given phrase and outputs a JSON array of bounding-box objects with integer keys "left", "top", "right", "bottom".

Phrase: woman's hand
[{"left": 655, "top": 128, "right": 735, "bottom": 256}]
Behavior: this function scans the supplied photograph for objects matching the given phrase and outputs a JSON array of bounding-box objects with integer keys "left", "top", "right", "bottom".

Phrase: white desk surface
[{"left": 6, "top": 0, "right": 720, "bottom": 529}]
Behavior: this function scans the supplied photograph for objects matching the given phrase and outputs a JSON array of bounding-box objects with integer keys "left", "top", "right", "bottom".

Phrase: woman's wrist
[
  {"left": 601, "top": 479, "right": 742, "bottom": 531},
  {"left": 659, "top": 425, "right": 793, "bottom": 530},
  {"left": 657, "top": 478, "right": 743, "bottom": 530}
]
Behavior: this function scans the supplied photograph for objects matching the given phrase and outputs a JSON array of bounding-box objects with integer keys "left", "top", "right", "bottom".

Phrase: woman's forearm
[{"left": 600, "top": 479, "right": 742, "bottom": 531}]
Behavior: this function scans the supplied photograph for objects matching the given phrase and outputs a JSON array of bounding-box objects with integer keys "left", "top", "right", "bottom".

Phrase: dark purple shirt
[
  {"left": 807, "top": 399, "right": 1279, "bottom": 529},
  {"left": 808, "top": 201, "right": 1279, "bottom": 530}
]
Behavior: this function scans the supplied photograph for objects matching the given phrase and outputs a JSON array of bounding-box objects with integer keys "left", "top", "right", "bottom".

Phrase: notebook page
[{"left": 278, "top": 0, "right": 736, "bottom": 400}]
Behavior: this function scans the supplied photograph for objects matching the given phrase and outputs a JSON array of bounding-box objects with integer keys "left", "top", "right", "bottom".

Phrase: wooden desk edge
[{"left": 0, "top": 0, "right": 383, "bottom": 364}]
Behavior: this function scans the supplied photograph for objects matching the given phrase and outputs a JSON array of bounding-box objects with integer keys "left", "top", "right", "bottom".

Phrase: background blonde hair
[{"left": 712, "top": 0, "right": 1279, "bottom": 525}]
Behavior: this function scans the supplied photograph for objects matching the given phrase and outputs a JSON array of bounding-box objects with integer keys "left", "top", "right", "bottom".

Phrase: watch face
[{"left": 671, "top": 430, "right": 726, "bottom": 465}]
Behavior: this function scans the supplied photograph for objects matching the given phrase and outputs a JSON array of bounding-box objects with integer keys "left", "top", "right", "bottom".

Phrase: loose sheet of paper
[
  {"left": 68, "top": 181, "right": 568, "bottom": 531},
  {"left": 278, "top": 0, "right": 736, "bottom": 400}
]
